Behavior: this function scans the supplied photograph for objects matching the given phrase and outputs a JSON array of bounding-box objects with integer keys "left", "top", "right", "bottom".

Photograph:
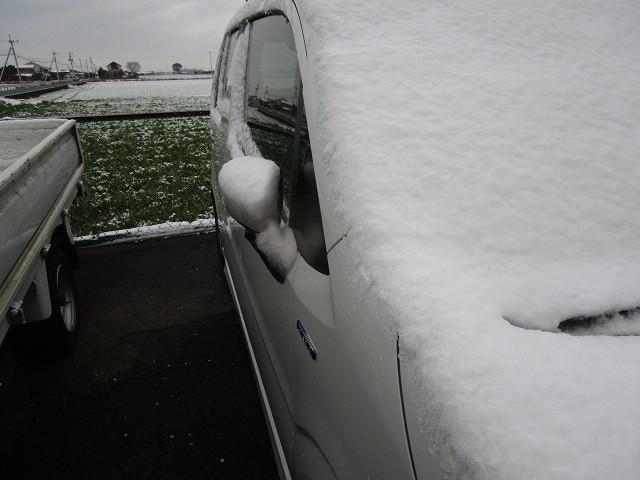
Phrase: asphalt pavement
[{"left": 0, "top": 234, "right": 278, "bottom": 479}]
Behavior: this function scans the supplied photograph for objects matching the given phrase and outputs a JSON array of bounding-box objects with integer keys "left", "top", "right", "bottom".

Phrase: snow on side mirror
[
  {"left": 218, "top": 156, "right": 280, "bottom": 232},
  {"left": 218, "top": 156, "right": 298, "bottom": 281}
]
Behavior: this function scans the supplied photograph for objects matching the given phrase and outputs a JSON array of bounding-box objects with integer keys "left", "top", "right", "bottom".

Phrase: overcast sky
[{"left": 0, "top": 0, "right": 243, "bottom": 72}]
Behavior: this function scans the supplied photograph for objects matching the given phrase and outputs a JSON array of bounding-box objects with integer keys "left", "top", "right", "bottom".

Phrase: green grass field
[{"left": 0, "top": 97, "right": 212, "bottom": 237}]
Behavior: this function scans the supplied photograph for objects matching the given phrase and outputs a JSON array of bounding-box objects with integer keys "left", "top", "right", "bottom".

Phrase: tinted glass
[
  {"left": 289, "top": 94, "right": 329, "bottom": 275},
  {"left": 219, "top": 30, "right": 239, "bottom": 107},
  {"left": 246, "top": 15, "right": 328, "bottom": 275},
  {"left": 246, "top": 15, "right": 300, "bottom": 220},
  {"left": 212, "top": 34, "right": 228, "bottom": 107}
]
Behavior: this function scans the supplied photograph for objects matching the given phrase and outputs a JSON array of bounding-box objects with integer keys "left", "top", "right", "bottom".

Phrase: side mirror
[{"left": 218, "top": 156, "right": 280, "bottom": 232}]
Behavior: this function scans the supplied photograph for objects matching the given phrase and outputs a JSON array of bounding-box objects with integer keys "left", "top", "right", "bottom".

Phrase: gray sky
[{"left": 0, "top": 0, "right": 243, "bottom": 72}]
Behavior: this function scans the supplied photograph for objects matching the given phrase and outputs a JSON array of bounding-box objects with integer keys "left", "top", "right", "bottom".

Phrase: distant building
[
  {"left": 49, "top": 69, "right": 70, "bottom": 80},
  {"left": 11, "top": 62, "right": 47, "bottom": 81}
]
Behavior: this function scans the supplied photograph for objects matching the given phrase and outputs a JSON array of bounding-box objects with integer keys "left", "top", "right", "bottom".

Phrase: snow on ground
[
  {"left": 141, "top": 74, "right": 212, "bottom": 81},
  {"left": 232, "top": 0, "right": 640, "bottom": 478},
  {"left": 0, "top": 97, "right": 21, "bottom": 106},
  {"left": 30, "top": 79, "right": 212, "bottom": 102},
  {"left": 75, "top": 219, "right": 216, "bottom": 245}
]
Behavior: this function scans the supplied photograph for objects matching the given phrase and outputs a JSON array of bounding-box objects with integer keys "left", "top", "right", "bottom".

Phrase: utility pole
[
  {"left": 68, "top": 52, "right": 74, "bottom": 79},
  {"left": 0, "top": 44, "right": 11, "bottom": 82},
  {"left": 52, "top": 51, "right": 59, "bottom": 80},
  {"left": 209, "top": 50, "right": 213, "bottom": 73},
  {"left": 47, "top": 50, "right": 60, "bottom": 81},
  {"left": 46, "top": 54, "right": 54, "bottom": 81},
  {"left": 10, "top": 35, "right": 21, "bottom": 82},
  {"left": 1, "top": 35, "right": 21, "bottom": 82},
  {"left": 89, "top": 57, "right": 94, "bottom": 78}
]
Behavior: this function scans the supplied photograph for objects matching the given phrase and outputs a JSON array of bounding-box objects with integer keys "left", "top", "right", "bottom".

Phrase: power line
[
  {"left": 17, "top": 54, "right": 49, "bottom": 64},
  {"left": 13, "top": 46, "right": 50, "bottom": 63}
]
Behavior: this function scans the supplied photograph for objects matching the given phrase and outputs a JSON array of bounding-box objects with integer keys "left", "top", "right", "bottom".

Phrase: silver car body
[
  {"left": 211, "top": 1, "right": 640, "bottom": 479},
  {"left": 210, "top": 1, "right": 439, "bottom": 478}
]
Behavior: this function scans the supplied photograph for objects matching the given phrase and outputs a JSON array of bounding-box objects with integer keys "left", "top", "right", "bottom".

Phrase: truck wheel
[{"left": 45, "top": 247, "right": 79, "bottom": 354}]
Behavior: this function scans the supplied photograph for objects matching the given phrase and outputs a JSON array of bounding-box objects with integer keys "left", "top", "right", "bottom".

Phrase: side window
[
  {"left": 211, "top": 34, "right": 228, "bottom": 107},
  {"left": 246, "top": 15, "right": 328, "bottom": 275},
  {"left": 215, "top": 29, "right": 239, "bottom": 111},
  {"left": 222, "top": 30, "right": 239, "bottom": 99},
  {"left": 246, "top": 15, "right": 300, "bottom": 221}
]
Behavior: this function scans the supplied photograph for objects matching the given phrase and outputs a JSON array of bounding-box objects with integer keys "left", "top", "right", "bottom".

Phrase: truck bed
[
  {"left": 0, "top": 119, "right": 68, "bottom": 173},
  {"left": 0, "top": 118, "right": 85, "bottom": 336}
]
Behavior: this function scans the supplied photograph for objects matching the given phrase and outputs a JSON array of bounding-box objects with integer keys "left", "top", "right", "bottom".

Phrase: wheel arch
[{"left": 50, "top": 223, "right": 79, "bottom": 270}]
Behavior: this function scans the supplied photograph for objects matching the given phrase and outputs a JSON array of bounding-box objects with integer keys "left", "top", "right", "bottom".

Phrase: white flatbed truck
[{"left": 0, "top": 118, "right": 87, "bottom": 353}]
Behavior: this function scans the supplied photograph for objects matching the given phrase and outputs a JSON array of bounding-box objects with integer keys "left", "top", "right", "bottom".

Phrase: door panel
[
  {"left": 224, "top": 223, "right": 297, "bottom": 462},
  {"left": 214, "top": 16, "right": 303, "bottom": 467},
  {"left": 291, "top": 245, "right": 415, "bottom": 479},
  {"left": 215, "top": 11, "right": 414, "bottom": 479},
  {"left": 294, "top": 430, "right": 338, "bottom": 480},
  {"left": 227, "top": 14, "right": 304, "bottom": 466}
]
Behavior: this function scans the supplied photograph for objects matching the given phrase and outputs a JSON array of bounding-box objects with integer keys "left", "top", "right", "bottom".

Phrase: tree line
[{"left": 98, "top": 61, "right": 141, "bottom": 79}]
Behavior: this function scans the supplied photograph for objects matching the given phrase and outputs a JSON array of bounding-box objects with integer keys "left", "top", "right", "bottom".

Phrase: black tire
[
  {"left": 5, "top": 248, "right": 79, "bottom": 362},
  {"left": 44, "top": 247, "right": 79, "bottom": 355}
]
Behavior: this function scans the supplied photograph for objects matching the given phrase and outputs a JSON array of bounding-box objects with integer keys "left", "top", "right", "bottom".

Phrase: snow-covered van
[
  {"left": 210, "top": 1, "right": 640, "bottom": 479},
  {"left": 1, "top": 119, "right": 85, "bottom": 354}
]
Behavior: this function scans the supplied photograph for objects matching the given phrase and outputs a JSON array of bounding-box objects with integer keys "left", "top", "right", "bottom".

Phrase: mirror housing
[{"left": 218, "top": 156, "right": 280, "bottom": 232}]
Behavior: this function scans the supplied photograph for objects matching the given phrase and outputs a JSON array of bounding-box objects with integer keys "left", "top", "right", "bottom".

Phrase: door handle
[{"left": 296, "top": 320, "right": 317, "bottom": 360}]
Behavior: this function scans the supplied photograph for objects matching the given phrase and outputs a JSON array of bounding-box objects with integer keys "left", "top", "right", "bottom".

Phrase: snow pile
[
  {"left": 235, "top": 0, "right": 640, "bottom": 478},
  {"left": 217, "top": 154, "right": 298, "bottom": 274},
  {"left": 218, "top": 156, "right": 280, "bottom": 232},
  {"left": 256, "top": 220, "right": 298, "bottom": 275}
]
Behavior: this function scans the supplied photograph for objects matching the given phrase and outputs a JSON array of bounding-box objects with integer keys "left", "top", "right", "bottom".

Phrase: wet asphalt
[{"left": 0, "top": 234, "right": 278, "bottom": 480}]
